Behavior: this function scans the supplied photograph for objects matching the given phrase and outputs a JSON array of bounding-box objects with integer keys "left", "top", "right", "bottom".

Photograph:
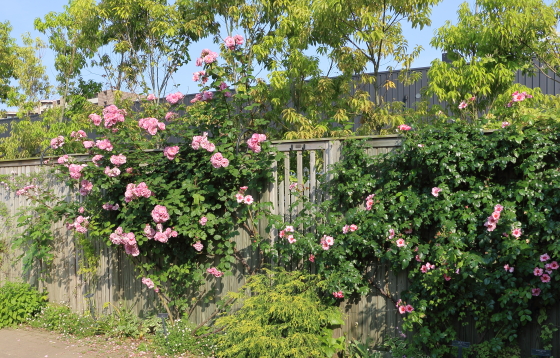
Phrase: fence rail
[{"left": 0, "top": 136, "right": 558, "bottom": 357}]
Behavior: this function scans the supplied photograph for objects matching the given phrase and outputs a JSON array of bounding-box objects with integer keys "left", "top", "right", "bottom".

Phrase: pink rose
[{"left": 163, "top": 146, "right": 180, "bottom": 160}]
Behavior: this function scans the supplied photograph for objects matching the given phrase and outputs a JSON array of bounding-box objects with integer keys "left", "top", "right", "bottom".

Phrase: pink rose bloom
[
  {"left": 342, "top": 225, "right": 349, "bottom": 234},
  {"left": 50, "top": 136, "right": 65, "bottom": 149},
  {"left": 512, "top": 91, "right": 526, "bottom": 102},
  {"left": 124, "top": 242, "right": 140, "bottom": 256},
  {"left": 199, "top": 216, "right": 208, "bottom": 225},
  {"left": 427, "top": 263, "right": 436, "bottom": 270},
  {"left": 415, "top": 255, "right": 422, "bottom": 262},
  {"left": 70, "top": 130, "right": 87, "bottom": 139},
  {"left": 397, "top": 124, "right": 411, "bottom": 131},
  {"left": 92, "top": 155, "right": 103, "bottom": 166},
  {"left": 279, "top": 230, "right": 285, "bottom": 238},
  {"left": 207, "top": 267, "right": 224, "bottom": 278},
  {"left": 534, "top": 267, "right": 544, "bottom": 276},
  {"left": 110, "top": 154, "right": 127, "bottom": 166},
  {"left": 243, "top": 195, "right": 254, "bottom": 205},
  {"left": 287, "top": 235, "right": 296, "bottom": 244},
  {"left": 431, "top": 187, "right": 442, "bottom": 197},
  {"left": 195, "top": 57, "right": 203, "bottom": 66},
  {"left": 104, "top": 166, "right": 121, "bottom": 177},
  {"left": 224, "top": 36, "right": 236, "bottom": 49},
  {"left": 219, "top": 82, "right": 228, "bottom": 91},
  {"left": 333, "top": 291, "right": 344, "bottom": 299},
  {"left": 103, "top": 105, "right": 126, "bottom": 128},
  {"left": 541, "top": 274, "right": 551, "bottom": 283},
  {"left": 139, "top": 117, "right": 164, "bottom": 135},
  {"left": 83, "top": 140, "right": 94, "bottom": 149},
  {"left": 309, "top": 254, "right": 315, "bottom": 262},
  {"left": 166, "top": 92, "right": 184, "bottom": 104},
  {"left": 89, "top": 113, "right": 102, "bottom": 126},
  {"left": 421, "top": 265, "right": 428, "bottom": 273},
  {"left": 405, "top": 305, "right": 414, "bottom": 312},
  {"left": 494, "top": 204, "right": 504, "bottom": 212},
  {"left": 151, "top": 205, "right": 170, "bottom": 223},
  {"left": 396, "top": 238, "right": 406, "bottom": 247},
  {"left": 210, "top": 152, "right": 229, "bottom": 168},
  {"left": 58, "top": 155, "right": 69, "bottom": 165},
  {"left": 549, "top": 261, "right": 559, "bottom": 270},
  {"left": 443, "top": 274, "right": 451, "bottom": 281},
  {"left": 142, "top": 277, "right": 155, "bottom": 289},
  {"left": 349, "top": 224, "right": 358, "bottom": 232},
  {"left": 78, "top": 206, "right": 85, "bottom": 214},
  {"left": 540, "top": 253, "right": 551, "bottom": 262},
  {"left": 458, "top": 101, "right": 468, "bottom": 109},
  {"left": 532, "top": 288, "right": 541, "bottom": 296},
  {"left": 95, "top": 139, "right": 113, "bottom": 151},
  {"left": 491, "top": 211, "right": 500, "bottom": 221},
  {"left": 323, "top": 235, "right": 334, "bottom": 246},
  {"left": 321, "top": 242, "right": 330, "bottom": 250},
  {"left": 165, "top": 112, "right": 178, "bottom": 121},
  {"left": 398, "top": 306, "right": 406, "bottom": 314},
  {"left": 193, "top": 241, "right": 204, "bottom": 251},
  {"left": 79, "top": 180, "right": 93, "bottom": 196},
  {"left": 236, "top": 193, "right": 244, "bottom": 203},
  {"left": 147, "top": 94, "right": 156, "bottom": 101},
  {"left": 504, "top": 264, "right": 510, "bottom": 271},
  {"left": 512, "top": 228, "right": 522, "bottom": 238},
  {"left": 163, "top": 146, "right": 180, "bottom": 160},
  {"left": 126, "top": 167, "right": 133, "bottom": 174},
  {"left": 233, "top": 34, "right": 244, "bottom": 45},
  {"left": 285, "top": 226, "right": 295, "bottom": 232},
  {"left": 388, "top": 228, "right": 395, "bottom": 239},
  {"left": 68, "top": 164, "right": 85, "bottom": 179},
  {"left": 502, "top": 121, "right": 510, "bottom": 128},
  {"left": 202, "top": 91, "right": 214, "bottom": 101}
]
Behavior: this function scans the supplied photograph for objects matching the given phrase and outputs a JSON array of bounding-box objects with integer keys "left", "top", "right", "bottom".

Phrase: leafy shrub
[
  {"left": 214, "top": 269, "right": 344, "bottom": 358},
  {"left": 29, "top": 303, "right": 98, "bottom": 337},
  {"left": 382, "top": 336, "right": 431, "bottom": 358},
  {"left": 464, "top": 338, "right": 521, "bottom": 358},
  {"left": 0, "top": 282, "right": 47, "bottom": 328}
]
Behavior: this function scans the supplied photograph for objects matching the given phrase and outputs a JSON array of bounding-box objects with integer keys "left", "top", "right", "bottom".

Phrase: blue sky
[{"left": 2, "top": 0, "right": 475, "bottom": 109}]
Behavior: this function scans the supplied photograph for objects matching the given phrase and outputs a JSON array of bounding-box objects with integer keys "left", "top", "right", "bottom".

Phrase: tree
[{"left": 0, "top": 22, "right": 18, "bottom": 103}]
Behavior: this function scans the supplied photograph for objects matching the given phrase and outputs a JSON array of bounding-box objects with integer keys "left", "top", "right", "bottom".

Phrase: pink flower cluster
[
  {"left": 396, "top": 299, "right": 414, "bottom": 314},
  {"left": 458, "top": 96, "right": 476, "bottom": 109},
  {"left": 397, "top": 124, "right": 411, "bottom": 131},
  {"left": 512, "top": 228, "right": 522, "bottom": 238},
  {"left": 503, "top": 264, "right": 514, "bottom": 273},
  {"left": 207, "top": 267, "right": 224, "bottom": 278},
  {"left": 224, "top": 34, "right": 244, "bottom": 50},
  {"left": 79, "top": 180, "right": 93, "bottom": 196},
  {"left": 534, "top": 253, "right": 558, "bottom": 283},
  {"left": 431, "top": 187, "right": 442, "bottom": 197},
  {"left": 124, "top": 182, "right": 152, "bottom": 202},
  {"left": 192, "top": 70, "right": 208, "bottom": 83},
  {"left": 104, "top": 166, "right": 121, "bottom": 177},
  {"left": 193, "top": 241, "right": 204, "bottom": 251},
  {"left": 50, "top": 136, "right": 65, "bottom": 149},
  {"left": 210, "top": 152, "right": 229, "bottom": 168},
  {"left": 321, "top": 235, "right": 334, "bottom": 250},
  {"left": 247, "top": 133, "right": 266, "bottom": 153},
  {"left": 163, "top": 146, "right": 179, "bottom": 160},
  {"left": 89, "top": 113, "right": 102, "bottom": 126},
  {"left": 110, "top": 154, "right": 127, "bottom": 166},
  {"left": 279, "top": 225, "right": 296, "bottom": 243},
  {"left": 165, "top": 112, "right": 178, "bottom": 121},
  {"left": 501, "top": 121, "right": 510, "bottom": 128},
  {"left": 196, "top": 49, "right": 219, "bottom": 65},
  {"left": 109, "top": 227, "right": 139, "bottom": 256},
  {"left": 141, "top": 277, "right": 158, "bottom": 292},
  {"left": 67, "top": 216, "right": 89, "bottom": 234},
  {"left": 147, "top": 94, "right": 156, "bottom": 101},
  {"left": 396, "top": 238, "right": 406, "bottom": 247},
  {"left": 333, "top": 291, "right": 344, "bottom": 299},
  {"left": 166, "top": 92, "right": 184, "bottom": 104},
  {"left": 507, "top": 91, "right": 533, "bottom": 107},
  {"left": 420, "top": 262, "right": 436, "bottom": 273},
  {"left": 70, "top": 130, "right": 87, "bottom": 139},
  {"left": 199, "top": 216, "right": 208, "bottom": 225},
  {"left": 484, "top": 204, "right": 503, "bottom": 232},
  {"left": 58, "top": 155, "right": 69, "bottom": 165},
  {"left": 92, "top": 155, "right": 103, "bottom": 166},
  {"left": 190, "top": 91, "right": 214, "bottom": 103},
  {"left": 235, "top": 189, "right": 254, "bottom": 204},
  {"left": 102, "top": 202, "right": 120, "bottom": 211},
  {"left": 102, "top": 105, "right": 126, "bottom": 128},
  {"left": 15, "top": 185, "right": 36, "bottom": 196},
  {"left": 69, "top": 164, "right": 86, "bottom": 179},
  {"left": 96, "top": 139, "right": 113, "bottom": 151},
  {"left": 365, "top": 194, "right": 375, "bottom": 210},
  {"left": 151, "top": 205, "right": 170, "bottom": 223},
  {"left": 191, "top": 133, "right": 215, "bottom": 152},
  {"left": 144, "top": 223, "right": 177, "bottom": 243},
  {"left": 342, "top": 224, "right": 358, "bottom": 234},
  {"left": 139, "top": 117, "right": 166, "bottom": 135}
]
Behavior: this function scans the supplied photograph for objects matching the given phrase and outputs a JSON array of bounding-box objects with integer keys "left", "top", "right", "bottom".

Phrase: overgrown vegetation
[{"left": 0, "top": 282, "right": 47, "bottom": 328}]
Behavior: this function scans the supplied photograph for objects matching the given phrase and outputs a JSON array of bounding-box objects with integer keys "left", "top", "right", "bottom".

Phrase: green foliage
[
  {"left": 347, "top": 339, "right": 383, "bottom": 358},
  {"left": 274, "top": 120, "right": 560, "bottom": 355},
  {"left": 382, "top": 336, "right": 431, "bottom": 358},
  {"left": 214, "top": 269, "right": 344, "bottom": 358},
  {"left": 464, "top": 338, "right": 521, "bottom": 358},
  {"left": 29, "top": 303, "right": 99, "bottom": 337},
  {"left": 0, "top": 282, "right": 47, "bottom": 328},
  {"left": 150, "top": 318, "right": 215, "bottom": 357}
]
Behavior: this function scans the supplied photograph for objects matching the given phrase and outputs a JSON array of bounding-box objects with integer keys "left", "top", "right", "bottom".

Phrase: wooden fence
[{"left": 0, "top": 136, "right": 559, "bottom": 357}]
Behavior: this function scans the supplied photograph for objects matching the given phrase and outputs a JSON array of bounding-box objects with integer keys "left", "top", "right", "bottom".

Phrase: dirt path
[{"left": 0, "top": 327, "right": 152, "bottom": 358}]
